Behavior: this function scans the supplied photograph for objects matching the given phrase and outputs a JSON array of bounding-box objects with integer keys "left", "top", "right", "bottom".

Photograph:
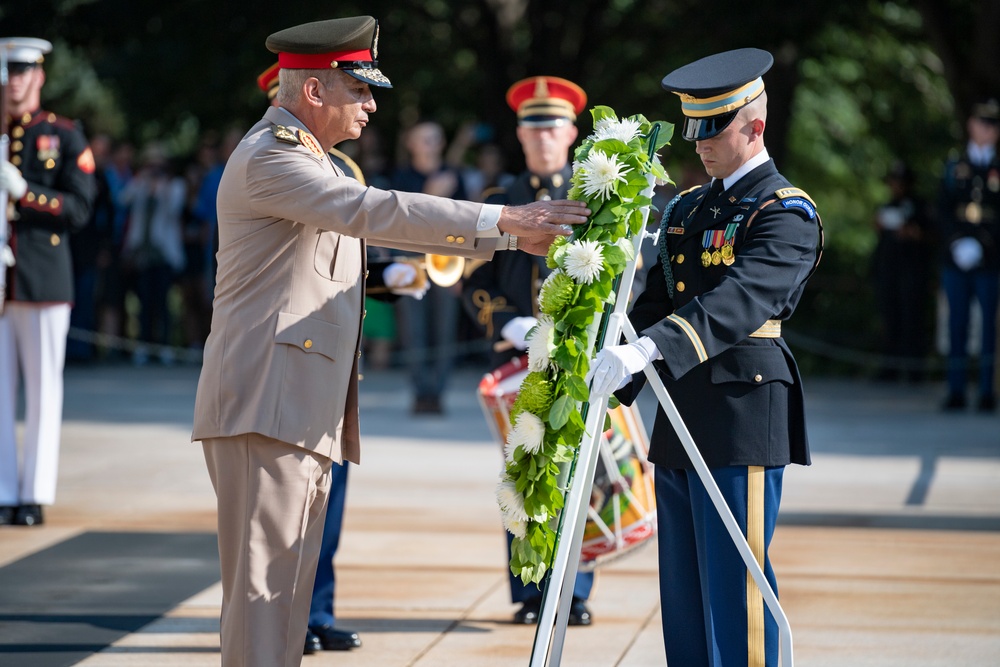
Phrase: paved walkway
[{"left": 1, "top": 362, "right": 998, "bottom": 666}]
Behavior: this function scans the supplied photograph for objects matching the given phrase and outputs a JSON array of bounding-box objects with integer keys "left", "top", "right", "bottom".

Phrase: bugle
[{"left": 369, "top": 253, "right": 486, "bottom": 293}]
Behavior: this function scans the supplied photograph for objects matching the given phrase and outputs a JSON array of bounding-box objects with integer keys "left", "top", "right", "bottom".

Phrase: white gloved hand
[
  {"left": 0, "top": 162, "right": 28, "bottom": 200},
  {"left": 500, "top": 316, "right": 537, "bottom": 351},
  {"left": 383, "top": 262, "right": 418, "bottom": 288},
  {"left": 586, "top": 339, "right": 657, "bottom": 397},
  {"left": 392, "top": 284, "right": 429, "bottom": 300},
  {"left": 951, "top": 237, "right": 983, "bottom": 271}
]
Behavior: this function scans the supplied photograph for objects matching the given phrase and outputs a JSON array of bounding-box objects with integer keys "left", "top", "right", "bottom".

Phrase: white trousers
[{"left": 0, "top": 302, "right": 70, "bottom": 505}]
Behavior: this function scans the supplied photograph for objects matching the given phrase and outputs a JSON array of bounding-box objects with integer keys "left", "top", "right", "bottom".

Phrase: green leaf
[
  {"left": 548, "top": 394, "right": 575, "bottom": 429},
  {"left": 603, "top": 243, "right": 627, "bottom": 273},
  {"left": 565, "top": 374, "right": 589, "bottom": 401}
]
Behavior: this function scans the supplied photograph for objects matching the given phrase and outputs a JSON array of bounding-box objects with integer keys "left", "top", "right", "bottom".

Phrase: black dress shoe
[
  {"left": 513, "top": 598, "right": 541, "bottom": 624},
  {"left": 303, "top": 629, "right": 321, "bottom": 655},
  {"left": 978, "top": 394, "right": 997, "bottom": 412},
  {"left": 0, "top": 506, "right": 15, "bottom": 526},
  {"left": 307, "top": 625, "right": 361, "bottom": 650},
  {"left": 941, "top": 393, "right": 966, "bottom": 411},
  {"left": 14, "top": 504, "right": 43, "bottom": 526},
  {"left": 568, "top": 597, "right": 592, "bottom": 626}
]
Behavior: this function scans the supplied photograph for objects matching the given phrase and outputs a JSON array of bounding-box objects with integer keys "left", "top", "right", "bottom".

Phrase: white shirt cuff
[
  {"left": 476, "top": 204, "right": 504, "bottom": 234},
  {"left": 636, "top": 336, "right": 662, "bottom": 361}
]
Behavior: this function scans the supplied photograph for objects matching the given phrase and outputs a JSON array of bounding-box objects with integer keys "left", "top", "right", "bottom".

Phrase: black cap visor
[
  {"left": 682, "top": 110, "right": 738, "bottom": 141},
  {"left": 342, "top": 62, "right": 392, "bottom": 88}
]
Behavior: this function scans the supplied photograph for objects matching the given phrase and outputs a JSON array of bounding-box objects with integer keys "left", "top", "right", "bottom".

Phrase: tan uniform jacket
[{"left": 192, "top": 106, "right": 496, "bottom": 463}]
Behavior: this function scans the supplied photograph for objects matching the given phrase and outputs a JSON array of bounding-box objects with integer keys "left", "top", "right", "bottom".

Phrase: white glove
[
  {"left": 383, "top": 262, "right": 418, "bottom": 288},
  {"left": 951, "top": 237, "right": 983, "bottom": 271},
  {"left": 0, "top": 162, "right": 28, "bottom": 200},
  {"left": 500, "top": 316, "right": 537, "bottom": 351},
  {"left": 586, "top": 338, "right": 658, "bottom": 397}
]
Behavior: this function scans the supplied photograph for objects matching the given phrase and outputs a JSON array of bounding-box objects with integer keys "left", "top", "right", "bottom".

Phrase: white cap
[{"left": 1, "top": 37, "right": 53, "bottom": 65}]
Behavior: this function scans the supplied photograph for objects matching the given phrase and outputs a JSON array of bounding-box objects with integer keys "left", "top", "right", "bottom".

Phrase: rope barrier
[{"left": 67, "top": 326, "right": 953, "bottom": 373}]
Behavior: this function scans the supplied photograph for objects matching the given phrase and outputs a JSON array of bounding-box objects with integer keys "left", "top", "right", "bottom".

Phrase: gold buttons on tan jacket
[
  {"left": 446, "top": 235, "right": 456, "bottom": 243},
  {"left": 455, "top": 236, "right": 465, "bottom": 244},
  {"left": 303, "top": 339, "right": 313, "bottom": 349}
]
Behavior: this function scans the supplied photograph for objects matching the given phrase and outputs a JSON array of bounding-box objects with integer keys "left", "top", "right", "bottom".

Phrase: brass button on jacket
[{"left": 303, "top": 339, "right": 313, "bottom": 349}]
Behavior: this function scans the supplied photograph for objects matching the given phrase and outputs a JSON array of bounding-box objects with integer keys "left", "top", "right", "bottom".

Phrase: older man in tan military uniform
[{"left": 192, "top": 16, "right": 588, "bottom": 667}]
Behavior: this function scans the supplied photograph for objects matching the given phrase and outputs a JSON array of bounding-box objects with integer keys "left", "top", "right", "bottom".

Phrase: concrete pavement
[{"left": 0, "top": 362, "right": 998, "bottom": 666}]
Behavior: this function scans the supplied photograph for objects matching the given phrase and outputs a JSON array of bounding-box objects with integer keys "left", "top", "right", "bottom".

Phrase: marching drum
[{"left": 478, "top": 356, "right": 656, "bottom": 570}]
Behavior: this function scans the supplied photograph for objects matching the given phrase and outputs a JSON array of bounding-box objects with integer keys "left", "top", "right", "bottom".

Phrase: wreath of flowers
[{"left": 497, "top": 106, "right": 673, "bottom": 584}]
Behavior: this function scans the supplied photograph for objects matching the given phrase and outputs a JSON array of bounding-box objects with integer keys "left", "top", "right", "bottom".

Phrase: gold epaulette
[
  {"left": 775, "top": 187, "right": 816, "bottom": 207},
  {"left": 681, "top": 185, "right": 701, "bottom": 197},
  {"left": 329, "top": 147, "right": 366, "bottom": 185},
  {"left": 480, "top": 186, "right": 506, "bottom": 203},
  {"left": 272, "top": 124, "right": 301, "bottom": 145}
]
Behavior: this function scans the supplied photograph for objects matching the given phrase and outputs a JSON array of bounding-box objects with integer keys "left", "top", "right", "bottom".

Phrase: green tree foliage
[{"left": 2, "top": 0, "right": 993, "bottom": 373}]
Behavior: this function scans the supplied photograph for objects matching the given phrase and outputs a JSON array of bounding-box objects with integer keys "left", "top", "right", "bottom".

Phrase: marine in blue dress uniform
[
  {"left": 0, "top": 37, "right": 96, "bottom": 527},
  {"left": 588, "top": 49, "right": 823, "bottom": 666},
  {"left": 461, "top": 76, "right": 594, "bottom": 626},
  {"left": 936, "top": 99, "right": 1000, "bottom": 412}
]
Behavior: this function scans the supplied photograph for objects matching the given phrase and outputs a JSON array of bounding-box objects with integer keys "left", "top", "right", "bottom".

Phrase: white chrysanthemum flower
[
  {"left": 497, "top": 475, "right": 529, "bottom": 521},
  {"left": 563, "top": 240, "right": 605, "bottom": 285},
  {"left": 578, "top": 150, "right": 631, "bottom": 201},
  {"left": 593, "top": 117, "right": 642, "bottom": 144},
  {"left": 526, "top": 315, "right": 555, "bottom": 372},
  {"left": 501, "top": 511, "right": 527, "bottom": 539},
  {"left": 503, "top": 438, "right": 518, "bottom": 464},
  {"left": 507, "top": 410, "right": 545, "bottom": 455}
]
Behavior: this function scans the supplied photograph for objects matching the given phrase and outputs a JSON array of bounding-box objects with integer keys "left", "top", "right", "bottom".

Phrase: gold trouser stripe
[
  {"left": 746, "top": 465, "right": 766, "bottom": 667},
  {"left": 748, "top": 319, "right": 781, "bottom": 339},
  {"left": 666, "top": 314, "right": 708, "bottom": 362}
]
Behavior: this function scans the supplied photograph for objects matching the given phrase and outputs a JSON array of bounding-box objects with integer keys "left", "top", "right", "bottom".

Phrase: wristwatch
[{"left": 507, "top": 234, "right": 519, "bottom": 251}]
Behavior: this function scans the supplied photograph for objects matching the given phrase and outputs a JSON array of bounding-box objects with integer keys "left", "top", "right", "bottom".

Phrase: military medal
[
  {"left": 722, "top": 222, "right": 738, "bottom": 265},
  {"left": 721, "top": 244, "right": 734, "bottom": 265},
  {"left": 701, "top": 230, "right": 714, "bottom": 267}
]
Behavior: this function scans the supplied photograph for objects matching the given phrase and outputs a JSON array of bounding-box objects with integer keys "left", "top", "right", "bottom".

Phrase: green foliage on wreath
[{"left": 496, "top": 106, "right": 673, "bottom": 584}]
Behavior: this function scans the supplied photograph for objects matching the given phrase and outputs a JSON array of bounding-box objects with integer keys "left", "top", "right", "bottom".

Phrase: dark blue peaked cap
[{"left": 661, "top": 48, "right": 773, "bottom": 141}]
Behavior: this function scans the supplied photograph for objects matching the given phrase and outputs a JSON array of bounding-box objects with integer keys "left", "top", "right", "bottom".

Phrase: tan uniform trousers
[{"left": 202, "top": 433, "right": 333, "bottom": 667}]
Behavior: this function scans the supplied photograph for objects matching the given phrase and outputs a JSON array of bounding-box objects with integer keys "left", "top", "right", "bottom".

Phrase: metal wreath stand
[{"left": 528, "top": 144, "right": 794, "bottom": 667}]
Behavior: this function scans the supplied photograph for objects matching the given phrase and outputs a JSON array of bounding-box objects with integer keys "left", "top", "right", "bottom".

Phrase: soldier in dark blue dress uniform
[
  {"left": 462, "top": 76, "right": 595, "bottom": 627},
  {"left": 0, "top": 38, "right": 96, "bottom": 527},
  {"left": 588, "top": 49, "right": 823, "bottom": 667},
  {"left": 936, "top": 99, "right": 1000, "bottom": 412}
]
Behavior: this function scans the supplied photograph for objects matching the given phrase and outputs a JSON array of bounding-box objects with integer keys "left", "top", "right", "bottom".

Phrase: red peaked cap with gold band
[
  {"left": 265, "top": 15, "right": 391, "bottom": 88},
  {"left": 256, "top": 62, "right": 280, "bottom": 100},
  {"left": 506, "top": 76, "right": 587, "bottom": 128}
]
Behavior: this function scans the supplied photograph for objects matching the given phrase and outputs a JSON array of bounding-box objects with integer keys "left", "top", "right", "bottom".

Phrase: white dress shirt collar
[{"left": 721, "top": 148, "right": 771, "bottom": 191}]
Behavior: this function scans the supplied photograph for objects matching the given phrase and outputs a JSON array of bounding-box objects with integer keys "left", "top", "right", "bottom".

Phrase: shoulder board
[
  {"left": 775, "top": 187, "right": 816, "bottom": 207},
  {"left": 329, "top": 147, "right": 366, "bottom": 185},
  {"left": 27, "top": 111, "right": 78, "bottom": 132},
  {"left": 680, "top": 185, "right": 701, "bottom": 197},
  {"left": 272, "top": 124, "right": 301, "bottom": 146}
]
